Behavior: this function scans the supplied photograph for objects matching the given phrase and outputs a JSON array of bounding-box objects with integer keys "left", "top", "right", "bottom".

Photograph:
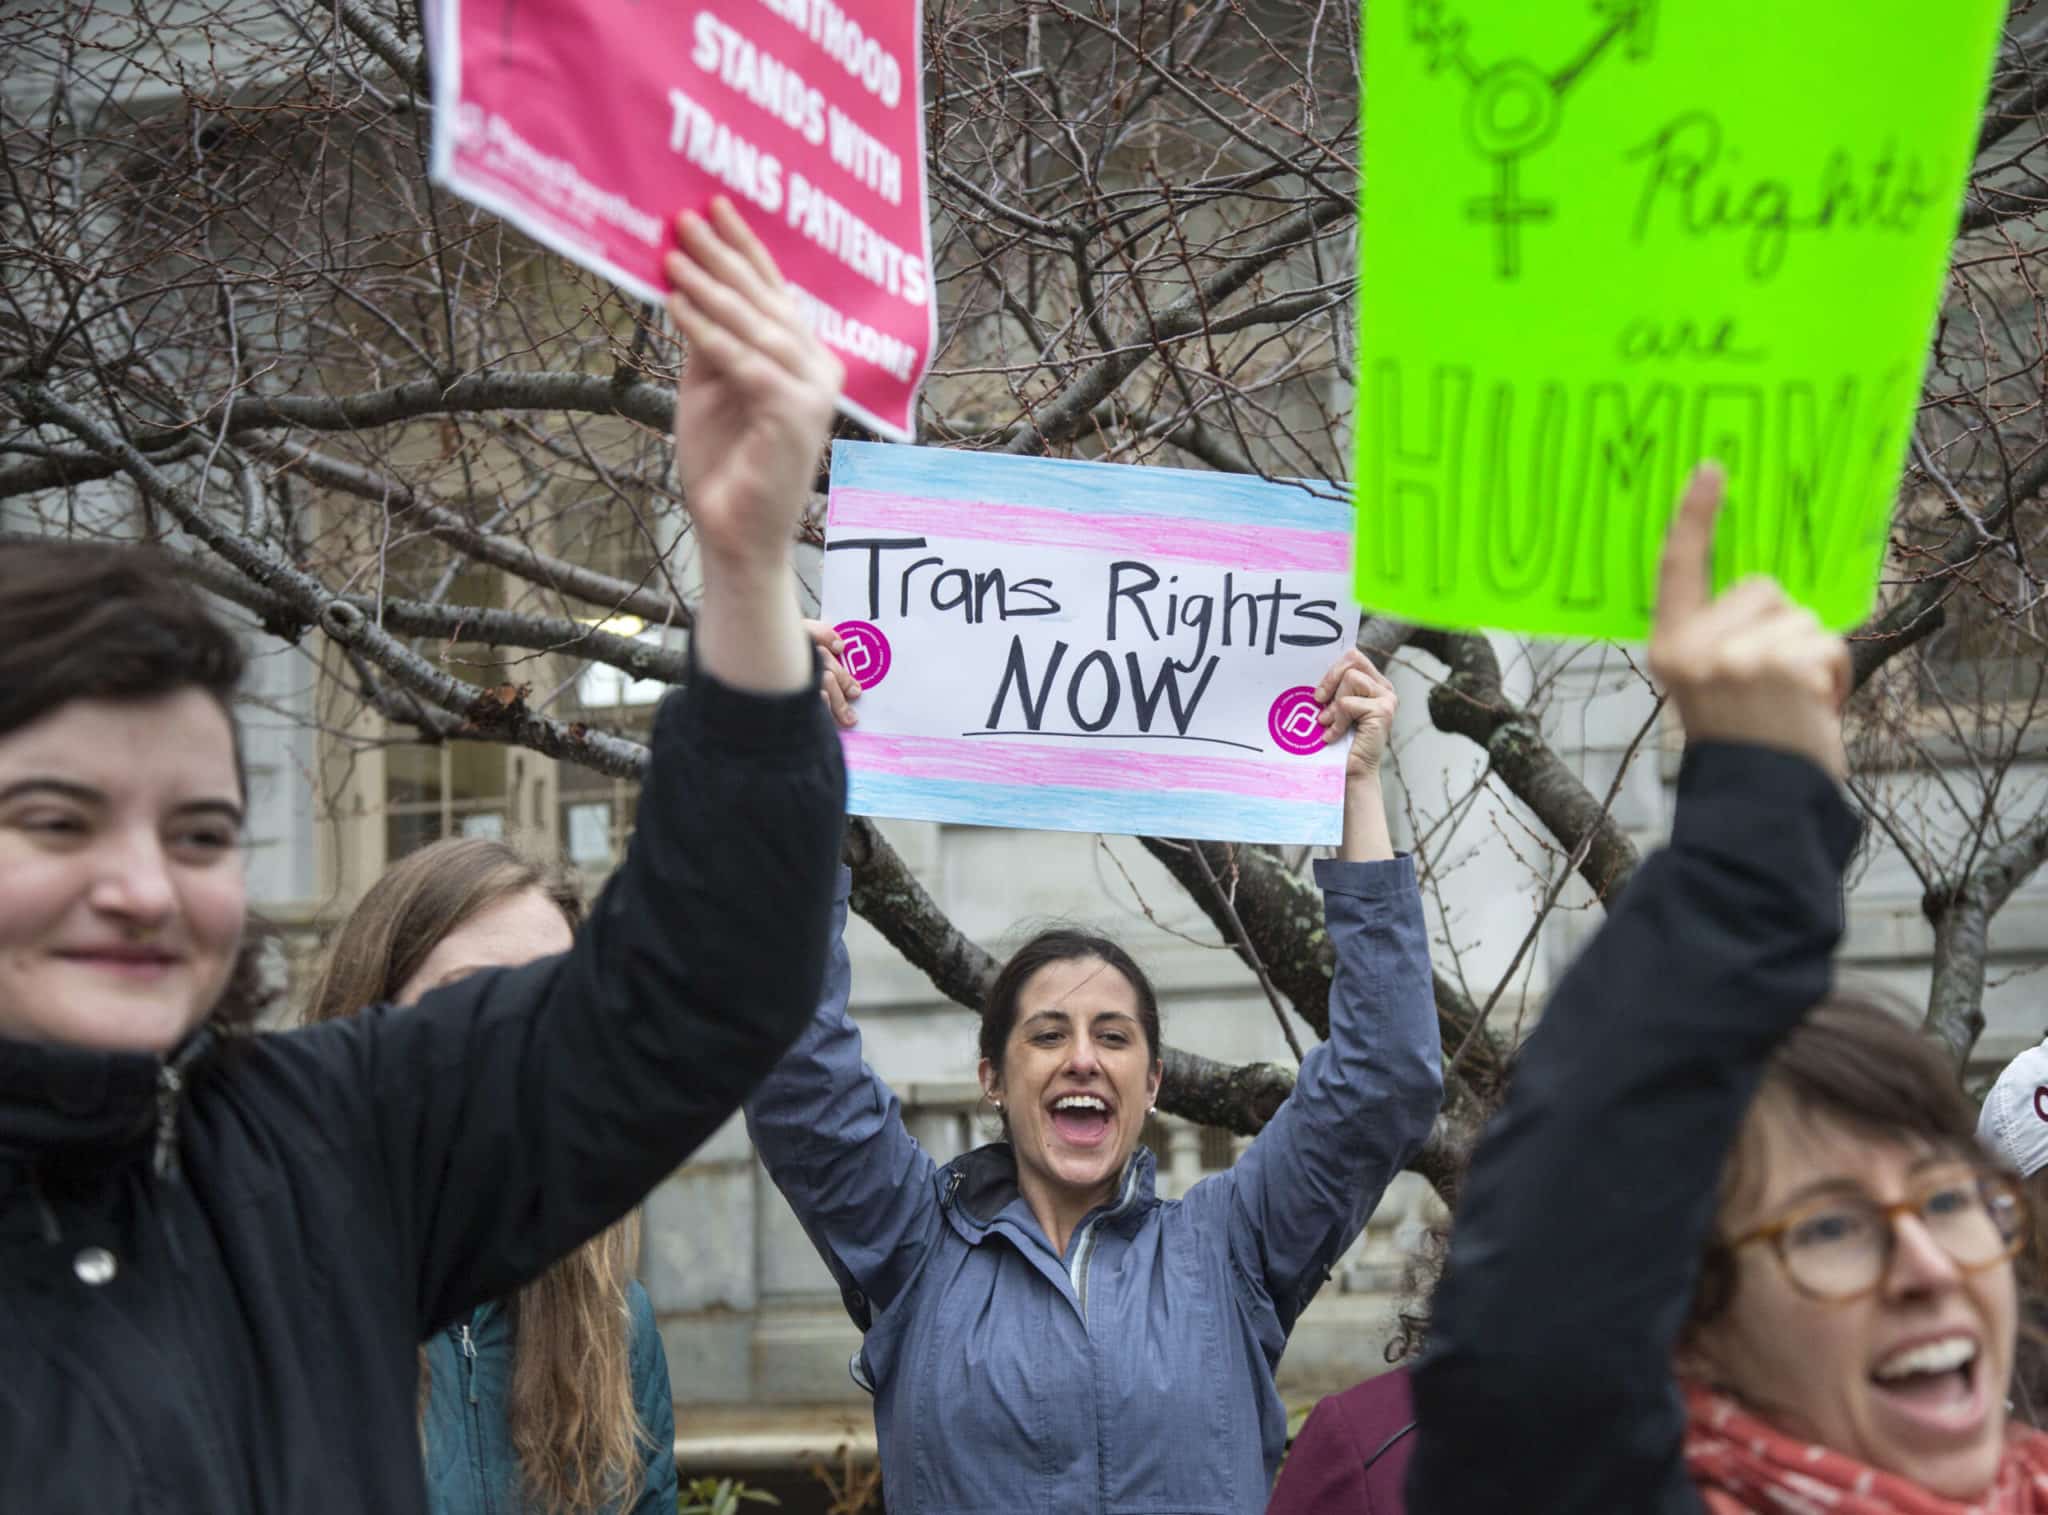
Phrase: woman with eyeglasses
[{"left": 1402, "top": 465, "right": 2048, "bottom": 1515}]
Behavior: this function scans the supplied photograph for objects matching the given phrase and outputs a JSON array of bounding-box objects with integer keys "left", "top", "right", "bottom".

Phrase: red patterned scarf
[{"left": 1685, "top": 1383, "right": 2048, "bottom": 1514}]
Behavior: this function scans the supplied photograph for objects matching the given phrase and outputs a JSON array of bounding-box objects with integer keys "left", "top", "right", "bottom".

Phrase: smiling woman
[
  {"left": 974, "top": 929, "right": 1163, "bottom": 1251},
  {"left": 745, "top": 646, "right": 1444, "bottom": 1515},
  {"left": 1405, "top": 465, "right": 2048, "bottom": 1515},
  {"left": 0, "top": 547, "right": 250, "bottom": 1055},
  {"left": 0, "top": 202, "right": 850, "bottom": 1514}
]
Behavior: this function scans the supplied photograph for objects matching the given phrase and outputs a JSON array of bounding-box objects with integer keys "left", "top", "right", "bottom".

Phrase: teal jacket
[{"left": 421, "top": 1280, "right": 678, "bottom": 1515}]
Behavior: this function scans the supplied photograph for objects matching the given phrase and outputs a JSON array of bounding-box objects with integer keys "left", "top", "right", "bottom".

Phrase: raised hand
[
  {"left": 1315, "top": 646, "right": 1399, "bottom": 863},
  {"left": 1647, "top": 463, "right": 1850, "bottom": 781},
  {"left": 1315, "top": 647, "right": 1399, "bottom": 783},
  {"left": 664, "top": 197, "right": 844, "bottom": 693}
]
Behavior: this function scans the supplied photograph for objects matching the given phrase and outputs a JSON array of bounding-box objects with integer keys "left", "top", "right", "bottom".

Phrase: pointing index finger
[{"left": 1655, "top": 461, "right": 1726, "bottom": 632}]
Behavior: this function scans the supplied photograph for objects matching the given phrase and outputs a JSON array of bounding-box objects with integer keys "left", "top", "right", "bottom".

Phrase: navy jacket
[
  {"left": 749, "top": 857, "right": 1442, "bottom": 1515},
  {"left": 0, "top": 671, "right": 845, "bottom": 1512},
  {"left": 422, "top": 1281, "right": 678, "bottom": 1515},
  {"left": 1405, "top": 744, "right": 1859, "bottom": 1514}
]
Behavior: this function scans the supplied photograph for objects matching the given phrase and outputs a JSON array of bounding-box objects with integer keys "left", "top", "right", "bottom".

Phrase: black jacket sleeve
[
  {"left": 1404, "top": 743, "right": 1860, "bottom": 1515},
  {"left": 273, "top": 664, "right": 845, "bottom": 1334}
]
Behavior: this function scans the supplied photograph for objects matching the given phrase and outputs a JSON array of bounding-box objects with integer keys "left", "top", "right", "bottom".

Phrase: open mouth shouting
[
  {"left": 1049, "top": 1092, "right": 1114, "bottom": 1149},
  {"left": 1868, "top": 1332, "right": 1987, "bottom": 1443}
]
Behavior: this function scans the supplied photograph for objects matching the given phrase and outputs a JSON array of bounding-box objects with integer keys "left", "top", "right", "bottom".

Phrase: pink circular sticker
[
  {"left": 833, "top": 620, "right": 893, "bottom": 690},
  {"left": 1268, "top": 686, "right": 1326, "bottom": 756}
]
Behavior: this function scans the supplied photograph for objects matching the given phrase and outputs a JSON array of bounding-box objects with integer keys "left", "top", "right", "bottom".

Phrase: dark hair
[
  {"left": 0, "top": 540, "right": 247, "bottom": 791},
  {"left": 1687, "top": 988, "right": 1985, "bottom": 1331},
  {"left": 302, "top": 836, "right": 583, "bottom": 1023},
  {"left": 980, "top": 928, "right": 1163, "bottom": 1077}
]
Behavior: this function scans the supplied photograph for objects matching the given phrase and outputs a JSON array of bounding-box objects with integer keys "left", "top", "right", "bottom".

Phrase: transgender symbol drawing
[{"left": 1409, "top": 0, "right": 1659, "bottom": 279}]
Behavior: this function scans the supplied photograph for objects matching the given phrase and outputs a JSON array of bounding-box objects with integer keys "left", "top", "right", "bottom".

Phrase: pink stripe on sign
[
  {"left": 841, "top": 730, "right": 1340, "bottom": 804},
  {"left": 827, "top": 490, "right": 1351, "bottom": 573}
]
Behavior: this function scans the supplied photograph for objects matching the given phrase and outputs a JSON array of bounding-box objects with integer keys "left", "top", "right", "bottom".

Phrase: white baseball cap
[{"left": 1977, "top": 1039, "right": 2048, "bottom": 1178}]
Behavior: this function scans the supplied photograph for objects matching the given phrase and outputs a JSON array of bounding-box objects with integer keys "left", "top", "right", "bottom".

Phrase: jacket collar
[
  {"left": 0, "top": 1029, "right": 215, "bottom": 1172},
  {"left": 941, "top": 1141, "right": 1159, "bottom": 1238}
]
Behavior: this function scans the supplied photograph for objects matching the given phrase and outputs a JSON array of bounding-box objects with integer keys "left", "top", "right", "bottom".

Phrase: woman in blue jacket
[
  {"left": 305, "top": 837, "right": 678, "bottom": 1515},
  {"left": 747, "top": 647, "right": 1443, "bottom": 1515}
]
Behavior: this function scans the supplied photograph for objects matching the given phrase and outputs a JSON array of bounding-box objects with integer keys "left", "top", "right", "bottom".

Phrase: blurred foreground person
[
  {"left": 1408, "top": 465, "right": 2048, "bottom": 1513},
  {"left": 0, "top": 199, "right": 844, "bottom": 1511},
  {"left": 305, "top": 838, "right": 676, "bottom": 1515}
]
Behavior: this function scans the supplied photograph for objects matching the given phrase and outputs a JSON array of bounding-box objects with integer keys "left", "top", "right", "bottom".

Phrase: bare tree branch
[
  {"left": 1924, "top": 812, "right": 2048, "bottom": 1065},
  {"left": 1408, "top": 629, "right": 1642, "bottom": 904}
]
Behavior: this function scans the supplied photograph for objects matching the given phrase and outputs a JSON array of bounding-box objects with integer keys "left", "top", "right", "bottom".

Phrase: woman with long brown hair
[{"left": 304, "top": 838, "right": 675, "bottom": 1515}]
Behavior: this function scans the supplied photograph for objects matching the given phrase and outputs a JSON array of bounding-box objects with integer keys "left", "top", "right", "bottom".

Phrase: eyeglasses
[{"left": 1726, "top": 1166, "right": 2028, "bottom": 1304}]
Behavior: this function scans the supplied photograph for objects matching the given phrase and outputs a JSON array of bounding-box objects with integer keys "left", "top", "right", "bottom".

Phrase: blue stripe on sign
[
  {"left": 845, "top": 771, "right": 1341, "bottom": 847},
  {"left": 830, "top": 440, "right": 1349, "bottom": 534}
]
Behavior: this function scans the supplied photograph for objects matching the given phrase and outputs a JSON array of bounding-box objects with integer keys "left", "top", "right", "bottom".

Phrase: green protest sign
[{"left": 1353, "top": 1, "right": 2005, "bottom": 638}]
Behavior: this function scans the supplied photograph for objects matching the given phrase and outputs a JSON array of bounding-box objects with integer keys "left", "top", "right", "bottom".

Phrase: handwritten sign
[
  {"left": 1353, "top": 0, "right": 2004, "bottom": 637},
  {"left": 822, "top": 443, "right": 1360, "bottom": 844},
  {"left": 429, "top": 0, "right": 934, "bottom": 440}
]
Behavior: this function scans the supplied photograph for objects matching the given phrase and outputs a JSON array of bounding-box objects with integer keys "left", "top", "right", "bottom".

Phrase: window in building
[{"left": 384, "top": 740, "right": 515, "bottom": 862}]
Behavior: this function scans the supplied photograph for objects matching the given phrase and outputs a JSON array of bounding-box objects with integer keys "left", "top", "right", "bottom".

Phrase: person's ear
[
  {"left": 1146, "top": 1058, "right": 1162, "bottom": 1110},
  {"left": 979, "top": 1056, "right": 1002, "bottom": 1107}
]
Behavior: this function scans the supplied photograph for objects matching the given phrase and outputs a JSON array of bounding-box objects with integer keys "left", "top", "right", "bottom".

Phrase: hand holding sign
[
  {"left": 668, "top": 199, "right": 843, "bottom": 571},
  {"left": 803, "top": 618, "right": 861, "bottom": 729},
  {"left": 1315, "top": 649, "right": 1398, "bottom": 784},
  {"left": 1646, "top": 463, "right": 1850, "bottom": 782},
  {"left": 1314, "top": 647, "right": 1400, "bottom": 863},
  {"left": 667, "top": 199, "right": 841, "bottom": 693}
]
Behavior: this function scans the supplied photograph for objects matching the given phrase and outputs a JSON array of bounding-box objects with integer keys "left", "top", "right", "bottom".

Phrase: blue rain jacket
[
  {"left": 747, "top": 858, "right": 1441, "bottom": 1514},
  {"left": 421, "top": 1280, "right": 678, "bottom": 1515}
]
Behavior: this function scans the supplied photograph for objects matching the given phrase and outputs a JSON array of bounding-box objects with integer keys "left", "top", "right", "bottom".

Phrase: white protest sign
[{"left": 823, "top": 443, "right": 1360, "bottom": 845}]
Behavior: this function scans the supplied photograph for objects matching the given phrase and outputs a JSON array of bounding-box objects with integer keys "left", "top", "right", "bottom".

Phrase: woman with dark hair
[
  {"left": 746, "top": 647, "right": 1443, "bottom": 1514},
  {"left": 1405, "top": 465, "right": 2048, "bottom": 1513},
  {"left": 0, "top": 200, "right": 845, "bottom": 1512},
  {"left": 303, "top": 837, "right": 676, "bottom": 1515}
]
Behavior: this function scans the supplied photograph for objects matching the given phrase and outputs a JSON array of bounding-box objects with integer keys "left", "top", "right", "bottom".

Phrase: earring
[
  {"left": 1148, "top": 1104, "right": 1156, "bottom": 1114},
  {"left": 991, "top": 1099, "right": 1003, "bottom": 1111}
]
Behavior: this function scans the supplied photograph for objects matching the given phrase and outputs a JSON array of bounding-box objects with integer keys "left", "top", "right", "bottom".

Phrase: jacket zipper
[
  {"left": 1067, "top": 1161, "right": 1143, "bottom": 1327},
  {"left": 457, "top": 1323, "right": 479, "bottom": 1404},
  {"left": 152, "top": 1063, "right": 182, "bottom": 1178},
  {"left": 456, "top": 1321, "right": 494, "bottom": 1515}
]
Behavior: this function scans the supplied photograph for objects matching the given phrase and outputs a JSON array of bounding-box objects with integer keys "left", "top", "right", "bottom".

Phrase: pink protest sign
[{"left": 429, "top": 0, "right": 934, "bottom": 440}]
